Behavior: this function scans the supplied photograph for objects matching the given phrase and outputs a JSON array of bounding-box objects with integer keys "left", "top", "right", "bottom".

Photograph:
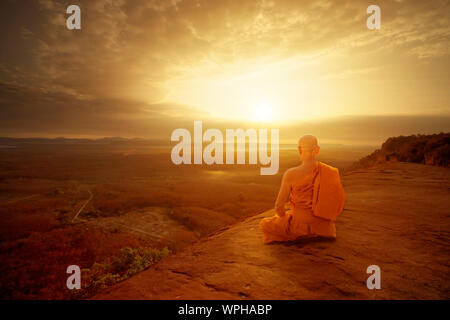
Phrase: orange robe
[{"left": 260, "top": 162, "right": 345, "bottom": 244}]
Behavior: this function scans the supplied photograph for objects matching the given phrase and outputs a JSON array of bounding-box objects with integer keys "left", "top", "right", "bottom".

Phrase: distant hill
[
  {"left": 354, "top": 132, "right": 450, "bottom": 168},
  {"left": 0, "top": 136, "right": 168, "bottom": 146}
]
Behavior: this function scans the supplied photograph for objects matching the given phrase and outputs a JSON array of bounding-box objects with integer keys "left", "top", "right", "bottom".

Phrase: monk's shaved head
[
  {"left": 298, "top": 135, "right": 318, "bottom": 150},
  {"left": 298, "top": 135, "right": 319, "bottom": 161}
]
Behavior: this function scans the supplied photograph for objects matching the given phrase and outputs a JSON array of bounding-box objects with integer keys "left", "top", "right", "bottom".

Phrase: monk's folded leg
[
  {"left": 260, "top": 214, "right": 293, "bottom": 244},
  {"left": 310, "top": 220, "right": 336, "bottom": 238}
]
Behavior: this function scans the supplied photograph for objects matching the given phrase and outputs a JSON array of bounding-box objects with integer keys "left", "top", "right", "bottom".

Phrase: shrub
[
  {"left": 74, "top": 246, "right": 170, "bottom": 298},
  {"left": 353, "top": 133, "right": 450, "bottom": 168}
]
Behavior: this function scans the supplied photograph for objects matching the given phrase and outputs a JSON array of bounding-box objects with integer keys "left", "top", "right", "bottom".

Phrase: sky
[{"left": 0, "top": 0, "right": 449, "bottom": 144}]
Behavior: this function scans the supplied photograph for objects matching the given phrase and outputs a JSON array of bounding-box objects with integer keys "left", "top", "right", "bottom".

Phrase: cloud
[
  {"left": 1, "top": 79, "right": 448, "bottom": 146},
  {"left": 0, "top": 80, "right": 208, "bottom": 137},
  {"left": 0, "top": 0, "right": 448, "bottom": 137},
  {"left": 3, "top": 0, "right": 448, "bottom": 97}
]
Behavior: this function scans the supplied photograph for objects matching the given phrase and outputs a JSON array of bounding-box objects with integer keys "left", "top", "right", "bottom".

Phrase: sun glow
[
  {"left": 164, "top": 56, "right": 336, "bottom": 123},
  {"left": 251, "top": 101, "right": 274, "bottom": 122}
]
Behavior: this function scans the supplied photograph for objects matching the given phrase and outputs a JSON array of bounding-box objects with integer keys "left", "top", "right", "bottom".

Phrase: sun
[{"left": 251, "top": 101, "right": 274, "bottom": 122}]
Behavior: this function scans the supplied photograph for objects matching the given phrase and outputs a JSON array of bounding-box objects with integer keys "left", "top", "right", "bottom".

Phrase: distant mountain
[
  {"left": 0, "top": 137, "right": 168, "bottom": 146},
  {"left": 354, "top": 132, "right": 450, "bottom": 168}
]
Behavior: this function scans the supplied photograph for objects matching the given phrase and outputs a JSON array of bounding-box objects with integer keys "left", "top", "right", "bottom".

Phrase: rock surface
[{"left": 94, "top": 163, "right": 450, "bottom": 299}]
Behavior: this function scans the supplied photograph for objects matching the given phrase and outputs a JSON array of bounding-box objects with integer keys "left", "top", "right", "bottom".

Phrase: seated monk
[{"left": 260, "top": 135, "right": 345, "bottom": 244}]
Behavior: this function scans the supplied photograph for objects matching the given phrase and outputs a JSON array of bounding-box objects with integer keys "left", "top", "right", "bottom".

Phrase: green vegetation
[
  {"left": 354, "top": 133, "right": 450, "bottom": 168},
  {"left": 74, "top": 246, "right": 170, "bottom": 298}
]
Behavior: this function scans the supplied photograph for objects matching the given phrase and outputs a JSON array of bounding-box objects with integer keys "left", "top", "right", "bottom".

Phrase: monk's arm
[{"left": 274, "top": 172, "right": 291, "bottom": 217}]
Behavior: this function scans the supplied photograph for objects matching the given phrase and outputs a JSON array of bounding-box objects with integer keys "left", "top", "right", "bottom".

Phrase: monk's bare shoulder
[
  {"left": 283, "top": 166, "right": 308, "bottom": 184},
  {"left": 284, "top": 166, "right": 299, "bottom": 177},
  {"left": 284, "top": 165, "right": 315, "bottom": 184}
]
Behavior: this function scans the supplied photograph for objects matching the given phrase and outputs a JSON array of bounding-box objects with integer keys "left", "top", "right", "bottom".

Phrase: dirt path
[
  {"left": 72, "top": 190, "right": 178, "bottom": 239},
  {"left": 72, "top": 189, "right": 93, "bottom": 223},
  {"left": 94, "top": 163, "right": 450, "bottom": 299}
]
